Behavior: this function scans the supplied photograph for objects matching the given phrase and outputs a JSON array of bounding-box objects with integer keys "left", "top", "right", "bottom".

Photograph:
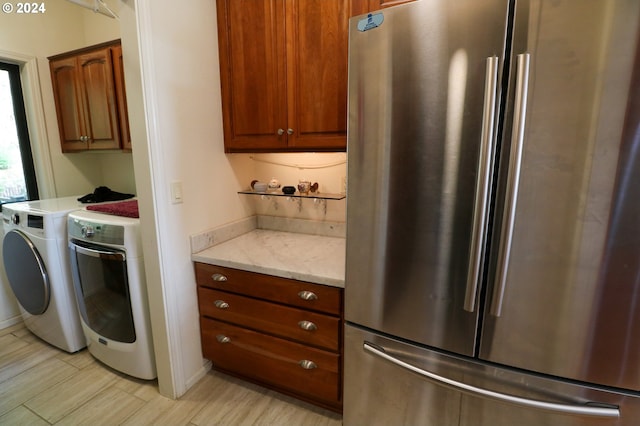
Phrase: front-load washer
[
  {"left": 2, "top": 196, "right": 86, "bottom": 352},
  {"left": 68, "top": 208, "right": 156, "bottom": 380}
]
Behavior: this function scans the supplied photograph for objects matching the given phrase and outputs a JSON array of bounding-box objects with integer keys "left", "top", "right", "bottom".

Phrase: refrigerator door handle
[
  {"left": 491, "top": 53, "right": 530, "bottom": 317},
  {"left": 363, "top": 342, "right": 620, "bottom": 418},
  {"left": 465, "top": 56, "right": 500, "bottom": 312}
]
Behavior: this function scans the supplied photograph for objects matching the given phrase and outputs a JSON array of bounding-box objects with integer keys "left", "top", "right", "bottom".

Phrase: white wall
[{"left": 130, "top": 0, "right": 253, "bottom": 397}]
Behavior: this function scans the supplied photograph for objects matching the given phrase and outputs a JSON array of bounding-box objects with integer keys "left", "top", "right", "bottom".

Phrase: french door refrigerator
[{"left": 344, "top": 0, "right": 640, "bottom": 424}]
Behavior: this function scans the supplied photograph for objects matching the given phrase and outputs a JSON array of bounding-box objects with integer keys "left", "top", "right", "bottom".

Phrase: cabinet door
[
  {"left": 217, "top": 0, "right": 288, "bottom": 151},
  {"left": 198, "top": 287, "right": 341, "bottom": 351},
  {"left": 50, "top": 57, "right": 87, "bottom": 152},
  {"left": 286, "top": 0, "right": 368, "bottom": 150},
  {"left": 201, "top": 318, "right": 341, "bottom": 407},
  {"left": 194, "top": 263, "right": 343, "bottom": 315},
  {"left": 77, "top": 49, "right": 120, "bottom": 150},
  {"left": 111, "top": 45, "right": 131, "bottom": 151}
]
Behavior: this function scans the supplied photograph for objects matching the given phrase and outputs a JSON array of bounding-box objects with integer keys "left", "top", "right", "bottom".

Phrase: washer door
[{"left": 2, "top": 230, "right": 50, "bottom": 315}]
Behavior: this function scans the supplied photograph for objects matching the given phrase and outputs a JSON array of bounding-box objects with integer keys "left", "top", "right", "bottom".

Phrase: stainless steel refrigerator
[{"left": 344, "top": 0, "right": 640, "bottom": 424}]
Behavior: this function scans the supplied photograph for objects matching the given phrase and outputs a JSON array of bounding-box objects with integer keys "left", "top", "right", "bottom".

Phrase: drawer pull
[
  {"left": 298, "top": 290, "right": 318, "bottom": 301},
  {"left": 216, "top": 334, "right": 231, "bottom": 343},
  {"left": 298, "top": 320, "right": 317, "bottom": 331},
  {"left": 214, "top": 300, "right": 229, "bottom": 309},
  {"left": 211, "top": 273, "right": 228, "bottom": 282},
  {"left": 298, "top": 360, "right": 317, "bottom": 370}
]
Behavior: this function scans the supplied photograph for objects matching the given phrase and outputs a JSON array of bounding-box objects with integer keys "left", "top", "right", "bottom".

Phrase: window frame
[{"left": 0, "top": 61, "right": 39, "bottom": 204}]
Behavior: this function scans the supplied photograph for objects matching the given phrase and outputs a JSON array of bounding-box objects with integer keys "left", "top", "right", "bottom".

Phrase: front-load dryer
[
  {"left": 2, "top": 196, "right": 86, "bottom": 352},
  {"left": 68, "top": 207, "right": 156, "bottom": 379}
]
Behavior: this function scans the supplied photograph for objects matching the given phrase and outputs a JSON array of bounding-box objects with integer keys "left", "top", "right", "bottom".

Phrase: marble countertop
[{"left": 192, "top": 229, "right": 346, "bottom": 288}]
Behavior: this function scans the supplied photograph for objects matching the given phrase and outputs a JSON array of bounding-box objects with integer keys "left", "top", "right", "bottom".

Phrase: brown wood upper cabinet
[
  {"left": 111, "top": 44, "right": 132, "bottom": 151},
  {"left": 49, "top": 40, "right": 130, "bottom": 152},
  {"left": 216, "top": 0, "right": 368, "bottom": 152}
]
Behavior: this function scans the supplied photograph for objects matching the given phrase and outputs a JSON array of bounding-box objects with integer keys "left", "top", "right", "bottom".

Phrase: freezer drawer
[
  {"left": 345, "top": 324, "right": 640, "bottom": 426},
  {"left": 344, "top": 324, "right": 462, "bottom": 425}
]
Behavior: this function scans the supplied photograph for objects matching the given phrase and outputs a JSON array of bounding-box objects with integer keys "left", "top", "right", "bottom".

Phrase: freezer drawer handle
[
  {"left": 297, "top": 290, "right": 318, "bottom": 301},
  {"left": 492, "top": 53, "right": 530, "bottom": 317},
  {"left": 465, "top": 56, "right": 499, "bottom": 313},
  {"left": 211, "top": 273, "right": 228, "bottom": 282},
  {"left": 298, "top": 320, "right": 317, "bottom": 331},
  {"left": 214, "top": 300, "right": 229, "bottom": 309},
  {"left": 363, "top": 342, "right": 619, "bottom": 419}
]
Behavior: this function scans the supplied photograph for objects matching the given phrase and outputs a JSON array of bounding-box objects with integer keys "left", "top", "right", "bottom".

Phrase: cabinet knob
[
  {"left": 211, "top": 273, "right": 228, "bottom": 282},
  {"left": 214, "top": 300, "right": 229, "bottom": 309},
  {"left": 287, "top": 128, "right": 294, "bottom": 135},
  {"left": 297, "top": 290, "right": 317, "bottom": 301},
  {"left": 277, "top": 128, "right": 285, "bottom": 135},
  {"left": 298, "top": 320, "right": 317, "bottom": 331},
  {"left": 298, "top": 360, "right": 317, "bottom": 370},
  {"left": 216, "top": 334, "right": 231, "bottom": 343}
]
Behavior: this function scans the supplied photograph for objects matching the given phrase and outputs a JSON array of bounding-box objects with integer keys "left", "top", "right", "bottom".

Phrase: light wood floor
[{"left": 0, "top": 323, "right": 342, "bottom": 425}]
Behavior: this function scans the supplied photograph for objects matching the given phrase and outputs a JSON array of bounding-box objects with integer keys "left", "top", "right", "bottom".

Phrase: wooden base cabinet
[
  {"left": 195, "top": 262, "right": 344, "bottom": 412},
  {"left": 201, "top": 318, "right": 341, "bottom": 404}
]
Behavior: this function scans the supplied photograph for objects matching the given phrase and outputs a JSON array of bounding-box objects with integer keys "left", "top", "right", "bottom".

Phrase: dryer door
[
  {"left": 68, "top": 239, "right": 136, "bottom": 343},
  {"left": 2, "top": 230, "right": 50, "bottom": 315}
]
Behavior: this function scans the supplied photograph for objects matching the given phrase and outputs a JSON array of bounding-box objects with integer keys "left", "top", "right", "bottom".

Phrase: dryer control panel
[{"left": 68, "top": 217, "right": 125, "bottom": 246}]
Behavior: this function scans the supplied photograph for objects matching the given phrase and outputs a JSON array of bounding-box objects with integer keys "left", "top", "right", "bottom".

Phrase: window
[{"left": 0, "top": 61, "right": 38, "bottom": 204}]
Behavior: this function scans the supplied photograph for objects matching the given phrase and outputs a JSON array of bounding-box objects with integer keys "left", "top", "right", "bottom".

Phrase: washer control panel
[{"left": 2, "top": 209, "right": 47, "bottom": 237}]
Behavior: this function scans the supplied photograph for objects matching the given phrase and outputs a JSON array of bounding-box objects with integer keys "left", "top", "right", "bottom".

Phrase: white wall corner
[{"left": 129, "top": 0, "right": 183, "bottom": 399}]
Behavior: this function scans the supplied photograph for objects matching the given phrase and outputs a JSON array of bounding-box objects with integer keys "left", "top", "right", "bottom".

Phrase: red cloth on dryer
[{"left": 86, "top": 200, "right": 139, "bottom": 218}]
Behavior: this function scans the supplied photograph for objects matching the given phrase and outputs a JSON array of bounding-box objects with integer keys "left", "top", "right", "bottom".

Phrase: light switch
[{"left": 170, "top": 181, "right": 183, "bottom": 204}]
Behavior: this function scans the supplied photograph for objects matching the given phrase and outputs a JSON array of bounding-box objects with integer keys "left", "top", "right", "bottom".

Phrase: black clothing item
[{"left": 78, "top": 186, "right": 135, "bottom": 203}]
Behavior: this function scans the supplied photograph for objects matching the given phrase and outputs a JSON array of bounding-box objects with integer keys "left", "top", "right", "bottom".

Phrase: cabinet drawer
[
  {"left": 194, "top": 263, "right": 342, "bottom": 315},
  {"left": 201, "top": 318, "right": 340, "bottom": 404},
  {"left": 198, "top": 287, "right": 340, "bottom": 351}
]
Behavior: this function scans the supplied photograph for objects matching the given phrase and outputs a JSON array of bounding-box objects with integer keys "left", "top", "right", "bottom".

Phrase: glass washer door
[
  {"left": 2, "top": 230, "right": 50, "bottom": 315},
  {"left": 69, "top": 239, "right": 136, "bottom": 343}
]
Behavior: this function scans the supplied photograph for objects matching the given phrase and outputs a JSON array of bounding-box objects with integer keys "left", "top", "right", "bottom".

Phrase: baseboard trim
[{"left": 0, "top": 316, "right": 23, "bottom": 331}]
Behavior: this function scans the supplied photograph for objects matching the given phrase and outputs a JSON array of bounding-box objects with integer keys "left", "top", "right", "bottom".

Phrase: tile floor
[{"left": 0, "top": 323, "right": 342, "bottom": 425}]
